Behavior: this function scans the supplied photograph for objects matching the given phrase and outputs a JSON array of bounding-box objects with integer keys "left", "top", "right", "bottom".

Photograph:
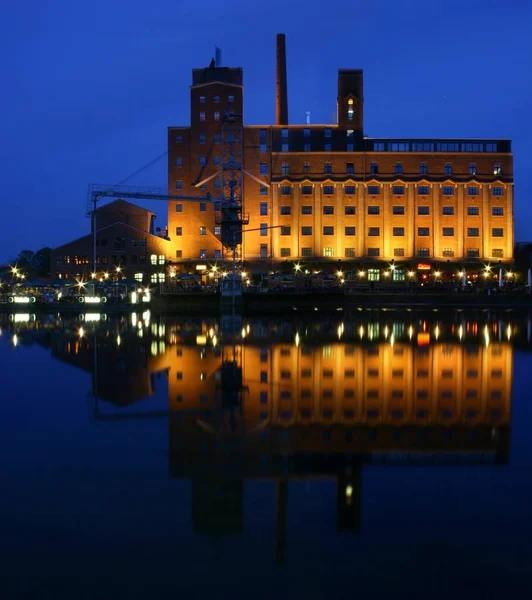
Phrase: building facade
[
  {"left": 167, "top": 35, "right": 514, "bottom": 279},
  {"left": 51, "top": 200, "right": 169, "bottom": 284}
]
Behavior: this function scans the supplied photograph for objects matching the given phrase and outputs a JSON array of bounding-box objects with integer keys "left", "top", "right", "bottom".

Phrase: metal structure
[{"left": 86, "top": 183, "right": 217, "bottom": 277}]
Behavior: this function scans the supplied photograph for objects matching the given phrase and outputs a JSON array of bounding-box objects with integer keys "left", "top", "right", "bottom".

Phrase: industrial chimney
[{"left": 276, "top": 33, "right": 288, "bottom": 125}]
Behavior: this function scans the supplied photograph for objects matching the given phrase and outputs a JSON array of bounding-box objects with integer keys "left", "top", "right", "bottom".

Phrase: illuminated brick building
[{"left": 168, "top": 35, "right": 514, "bottom": 279}]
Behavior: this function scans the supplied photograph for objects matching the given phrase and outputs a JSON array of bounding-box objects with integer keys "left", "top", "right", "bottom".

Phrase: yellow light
[
  {"left": 116, "top": 266, "right": 121, "bottom": 272},
  {"left": 212, "top": 335, "right": 218, "bottom": 347},
  {"left": 506, "top": 324, "right": 512, "bottom": 341},
  {"left": 458, "top": 325, "right": 464, "bottom": 341},
  {"left": 434, "top": 271, "right": 441, "bottom": 277},
  {"left": 91, "top": 272, "right": 97, "bottom": 279},
  {"left": 104, "top": 272, "right": 109, "bottom": 279},
  {"left": 358, "top": 325, "right": 364, "bottom": 339},
  {"left": 408, "top": 325, "right": 414, "bottom": 340},
  {"left": 241, "top": 327, "right": 246, "bottom": 338},
  {"left": 507, "top": 272, "right": 513, "bottom": 278},
  {"left": 212, "top": 265, "right": 218, "bottom": 272},
  {"left": 116, "top": 335, "right": 121, "bottom": 346},
  {"left": 196, "top": 335, "right": 207, "bottom": 345},
  {"left": 458, "top": 271, "right": 464, "bottom": 278},
  {"left": 484, "top": 325, "right": 490, "bottom": 347},
  {"left": 359, "top": 270, "right": 366, "bottom": 277},
  {"left": 295, "top": 332, "right": 300, "bottom": 347},
  {"left": 434, "top": 325, "right": 440, "bottom": 340},
  {"left": 390, "top": 264, "right": 396, "bottom": 270},
  {"left": 241, "top": 271, "right": 247, "bottom": 279},
  {"left": 340, "top": 278, "right": 345, "bottom": 284},
  {"left": 209, "top": 328, "right": 215, "bottom": 338},
  {"left": 384, "top": 325, "right": 389, "bottom": 339},
  {"left": 345, "top": 485, "right": 353, "bottom": 498},
  {"left": 294, "top": 263, "right": 301, "bottom": 272},
  {"left": 222, "top": 271, "right": 228, "bottom": 278},
  {"left": 483, "top": 272, "right": 489, "bottom": 278},
  {"left": 337, "top": 270, "right": 343, "bottom": 277},
  {"left": 390, "top": 333, "right": 395, "bottom": 348},
  {"left": 12, "top": 334, "right": 18, "bottom": 347},
  {"left": 383, "top": 271, "right": 390, "bottom": 277},
  {"left": 408, "top": 271, "right": 415, "bottom": 278},
  {"left": 78, "top": 327, "right": 84, "bottom": 338},
  {"left": 246, "top": 324, "right": 250, "bottom": 334},
  {"left": 11, "top": 267, "right": 18, "bottom": 274}
]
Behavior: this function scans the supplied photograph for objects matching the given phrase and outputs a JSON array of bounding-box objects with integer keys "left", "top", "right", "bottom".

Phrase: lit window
[
  {"left": 214, "top": 226, "right": 221, "bottom": 235},
  {"left": 199, "top": 226, "right": 206, "bottom": 235},
  {"left": 199, "top": 111, "right": 206, "bottom": 121},
  {"left": 469, "top": 163, "right": 477, "bottom": 175},
  {"left": 323, "top": 247, "right": 334, "bottom": 257},
  {"left": 493, "top": 163, "right": 502, "bottom": 175},
  {"left": 214, "top": 95, "right": 220, "bottom": 103},
  {"left": 158, "top": 255, "right": 165, "bottom": 265}
]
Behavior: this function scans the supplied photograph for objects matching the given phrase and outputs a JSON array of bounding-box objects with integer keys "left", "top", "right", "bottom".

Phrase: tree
[
  {"left": 17, "top": 249, "right": 35, "bottom": 267},
  {"left": 31, "top": 247, "right": 52, "bottom": 278}
]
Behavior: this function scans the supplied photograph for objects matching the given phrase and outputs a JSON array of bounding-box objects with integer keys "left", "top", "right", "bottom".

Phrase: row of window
[
  {"left": 267, "top": 204, "right": 504, "bottom": 216},
  {"left": 253, "top": 226, "right": 505, "bottom": 238},
  {"left": 198, "top": 95, "right": 235, "bottom": 104}
]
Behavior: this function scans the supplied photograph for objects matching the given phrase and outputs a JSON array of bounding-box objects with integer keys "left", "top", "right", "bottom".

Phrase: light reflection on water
[{"left": 1, "top": 309, "right": 532, "bottom": 597}]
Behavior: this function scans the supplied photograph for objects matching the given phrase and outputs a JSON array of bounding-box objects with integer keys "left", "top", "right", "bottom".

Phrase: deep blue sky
[{"left": 1, "top": 0, "right": 531, "bottom": 262}]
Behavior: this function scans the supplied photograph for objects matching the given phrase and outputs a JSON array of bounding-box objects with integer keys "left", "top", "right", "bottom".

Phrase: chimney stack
[{"left": 276, "top": 33, "right": 288, "bottom": 125}]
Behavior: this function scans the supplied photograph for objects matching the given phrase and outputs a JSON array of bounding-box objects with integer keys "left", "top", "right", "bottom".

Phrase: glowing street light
[
  {"left": 358, "top": 270, "right": 366, "bottom": 278},
  {"left": 408, "top": 271, "right": 415, "bottom": 278}
]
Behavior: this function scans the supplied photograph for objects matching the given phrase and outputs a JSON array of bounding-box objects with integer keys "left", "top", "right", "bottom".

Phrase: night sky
[{"left": 2, "top": 0, "right": 531, "bottom": 263}]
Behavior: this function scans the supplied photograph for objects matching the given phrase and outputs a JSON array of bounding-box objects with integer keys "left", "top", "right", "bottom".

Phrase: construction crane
[{"left": 86, "top": 183, "right": 218, "bottom": 278}]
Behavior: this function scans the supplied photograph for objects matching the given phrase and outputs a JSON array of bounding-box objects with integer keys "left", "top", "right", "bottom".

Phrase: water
[{"left": 1, "top": 309, "right": 532, "bottom": 599}]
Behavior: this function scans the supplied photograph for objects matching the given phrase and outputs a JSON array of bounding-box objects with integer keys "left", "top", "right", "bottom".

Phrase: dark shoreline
[{"left": 1, "top": 291, "right": 531, "bottom": 314}]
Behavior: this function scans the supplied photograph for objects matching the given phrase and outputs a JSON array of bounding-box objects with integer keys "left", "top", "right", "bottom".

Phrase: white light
[
  {"left": 117, "top": 335, "right": 121, "bottom": 346},
  {"left": 408, "top": 325, "right": 414, "bottom": 340},
  {"left": 84, "top": 313, "right": 101, "bottom": 322},
  {"left": 79, "top": 327, "right": 84, "bottom": 338},
  {"left": 506, "top": 324, "right": 512, "bottom": 341},
  {"left": 84, "top": 296, "right": 101, "bottom": 304},
  {"left": 131, "top": 291, "right": 137, "bottom": 304},
  {"left": 458, "top": 325, "right": 464, "bottom": 341},
  {"left": 484, "top": 325, "right": 490, "bottom": 348},
  {"left": 384, "top": 325, "right": 389, "bottom": 339},
  {"left": 345, "top": 485, "right": 353, "bottom": 498},
  {"left": 12, "top": 334, "right": 18, "bottom": 347},
  {"left": 209, "top": 328, "right": 215, "bottom": 338},
  {"left": 358, "top": 325, "right": 364, "bottom": 339},
  {"left": 434, "top": 325, "right": 440, "bottom": 340},
  {"left": 13, "top": 297, "right": 30, "bottom": 304},
  {"left": 212, "top": 335, "right": 218, "bottom": 348},
  {"left": 241, "top": 327, "right": 246, "bottom": 338},
  {"left": 131, "top": 313, "right": 137, "bottom": 327},
  {"left": 295, "top": 332, "right": 300, "bottom": 347},
  {"left": 13, "top": 314, "right": 30, "bottom": 323}
]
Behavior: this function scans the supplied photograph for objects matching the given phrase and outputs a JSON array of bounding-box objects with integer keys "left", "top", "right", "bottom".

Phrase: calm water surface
[{"left": 1, "top": 309, "right": 532, "bottom": 599}]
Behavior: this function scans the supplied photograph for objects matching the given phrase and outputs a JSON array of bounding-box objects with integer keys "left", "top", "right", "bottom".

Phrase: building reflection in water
[{"left": 12, "top": 311, "right": 515, "bottom": 562}]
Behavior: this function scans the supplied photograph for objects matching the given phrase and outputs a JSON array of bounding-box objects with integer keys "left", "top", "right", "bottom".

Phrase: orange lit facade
[{"left": 167, "top": 53, "right": 513, "bottom": 277}]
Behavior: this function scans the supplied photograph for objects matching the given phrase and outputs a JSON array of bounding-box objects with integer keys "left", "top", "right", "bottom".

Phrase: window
[
  {"left": 323, "top": 247, "right": 334, "bottom": 257},
  {"left": 323, "top": 206, "right": 334, "bottom": 215},
  {"left": 345, "top": 185, "right": 356, "bottom": 195},
  {"left": 302, "top": 247, "right": 313, "bottom": 257},
  {"left": 368, "top": 227, "right": 380, "bottom": 236},
  {"left": 323, "top": 226, "right": 334, "bottom": 235},
  {"left": 175, "top": 203, "right": 182, "bottom": 213},
  {"left": 373, "top": 142, "right": 385, "bottom": 151},
  {"left": 302, "top": 205, "right": 313, "bottom": 215},
  {"left": 199, "top": 135, "right": 206, "bottom": 144},
  {"left": 492, "top": 186, "right": 503, "bottom": 196},
  {"left": 392, "top": 185, "right": 405, "bottom": 195},
  {"left": 323, "top": 185, "right": 334, "bottom": 195},
  {"left": 345, "top": 248, "right": 356, "bottom": 257},
  {"left": 281, "top": 162, "right": 289, "bottom": 175},
  {"left": 176, "top": 180, "right": 182, "bottom": 190},
  {"left": 492, "top": 206, "right": 504, "bottom": 216},
  {"left": 345, "top": 226, "right": 356, "bottom": 236},
  {"left": 199, "top": 249, "right": 207, "bottom": 259},
  {"left": 213, "top": 156, "right": 221, "bottom": 166},
  {"left": 418, "top": 185, "right": 429, "bottom": 195},
  {"left": 199, "top": 111, "right": 206, "bottom": 121},
  {"left": 465, "top": 248, "right": 479, "bottom": 259},
  {"left": 214, "top": 179, "right": 221, "bottom": 188},
  {"left": 158, "top": 255, "right": 165, "bottom": 265},
  {"left": 467, "top": 206, "right": 479, "bottom": 216},
  {"left": 469, "top": 163, "right": 477, "bottom": 175},
  {"left": 442, "top": 206, "right": 454, "bottom": 215},
  {"left": 347, "top": 144, "right": 354, "bottom": 151},
  {"left": 259, "top": 245, "right": 267, "bottom": 259},
  {"left": 324, "top": 143, "right": 332, "bottom": 152},
  {"left": 486, "top": 143, "right": 497, "bottom": 152},
  {"left": 304, "top": 128, "right": 311, "bottom": 138},
  {"left": 301, "top": 226, "right": 312, "bottom": 236},
  {"left": 420, "top": 162, "right": 428, "bottom": 175},
  {"left": 418, "top": 205, "right": 430, "bottom": 215},
  {"left": 346, "top": 162, "right": 354, "bottom": 174},
  {"left": 280, "top": 206, "right": 291, "bottom": 215},
  {"left": 368, "top": 248, "right": 380, "bottom": 258},
  {"left": 492, "top": 228, "right": 504, "bottom": 237},
  {"left": 368, "top": 205, "right": 380, "bottom": 215},
  {"left": 367, "top": 185, "right": 380, "bottom": 195},
  {"left": 302, "top": 185, "right": 312, "bottom": 195},
  {"left": 281, "top": 128, "right": 288, "bottom": 138},
  {"left": 393, "top": 205, "right": 405, "bottom": 215},
  {"left": 303, "top": 162, "right": 310, "bottom": 174},
  {"left": 304, "top": 143, "right": 311, "bottom": 152},
  {"left": 442, "top": 248, "right": 454, "bottom": 257},
  {"left": 175, "top": 157, "right": 182, "bottom": 167},
  {"left": 442, "top": 186, "right": 454, "bottom": 196},
  {"left": 199, "top": 96, "right": 206, "bottom": 103},
  {"left": 214, "top": 111, "right": 220, "bottom": 121},
  {"left": 393, "top": 267, "right": 405, "bottom": 280},
  {"left": 199, "top": 226, "right": 206, "bottom": 235},
  {"left": 418, "top": 227, "right": 430, "bottom": 236},
  {"left": 282, "top": 143, "right": 289, "bottom": 152},
  {"left": 260, "top": 162, "right": 267, "bottom": 175},
  {"left": 199, "top": 202, "right": 206, "bottom": 212},
  {"left": 228, "top": 95, "right": 234, "bottom": 103},
  {"left": 442, "top": 227, "right": 454, "bottom": 236},
  {"left": 260, "top": 185, "right": 268, "bottom": 196},
  {"left": 134, "top": 273, "right": 143, "bottom": 282},
  {"left": 345, "top": 206, "right": 356, "bottom": 215},
  {"left": 325, "top": 128, "right": 332, "bottom": 138},
  {"left": 467, "top": 186, "right": 479, "bottom": 196},
  {"left": 175, "top": 135, "right": 182, "bottom": 144},
  {"left": 175, "top": 227, "right": 182, "bottom": 236},
  {"left": 394, "top": 248, "right": 405, "bottom": 257},
  {"left": 444, "top": 163, "right": 452, "bottom": 175},
  {"left": 260, "top": 144, "right": 267, "bottom": 153},
  {"left": 214, "top": 134, "right": 220, "bottom": 143},
  {"left": 281, "top": 248, "right": 290, "bottom": 257},
  {"left": 493, "top": 163, "right": 502, "bottom": 175},
  {"left": 418, "top": 248, "right": 430, "bottom": 257},
  {"left": 393, "top": 227, "right": 405, "bottom": 236},
  {"left": 370, "top": 163, "right": 378, "bottom": 174},
  {"left": 281, "top": 226, "right": 291, "bottom": 235},
  {"left": 214, "top": 226, "right": 221, "bottom": 235},
  {"left": 151, "top": 273, "right": 157, "bottom": 283},
  {"left": 324, "top": 163, "right": 332, "bottom": 174},
  {"left": 260, "top": 202, "right": 268, "bottom": 216},
  {"left": 213, "top": 95, "right": 220, "bottom": 103},
  {"left": 492, "top": 249, "right": 504, "bottom": 258},
  {"left": 260, "top": 223, "right": 268, "bottom": 237},
  {"left": 395, "top": 162, "right": 403, "bottom": 175},
  {"left": 280, "top": 185, "right": 291, "bottom": 195}
]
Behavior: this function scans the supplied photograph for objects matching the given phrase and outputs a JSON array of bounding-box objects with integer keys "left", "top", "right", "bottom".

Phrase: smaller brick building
[{"left": 51, "top": 200, "right": 170, "bottom": 285}]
